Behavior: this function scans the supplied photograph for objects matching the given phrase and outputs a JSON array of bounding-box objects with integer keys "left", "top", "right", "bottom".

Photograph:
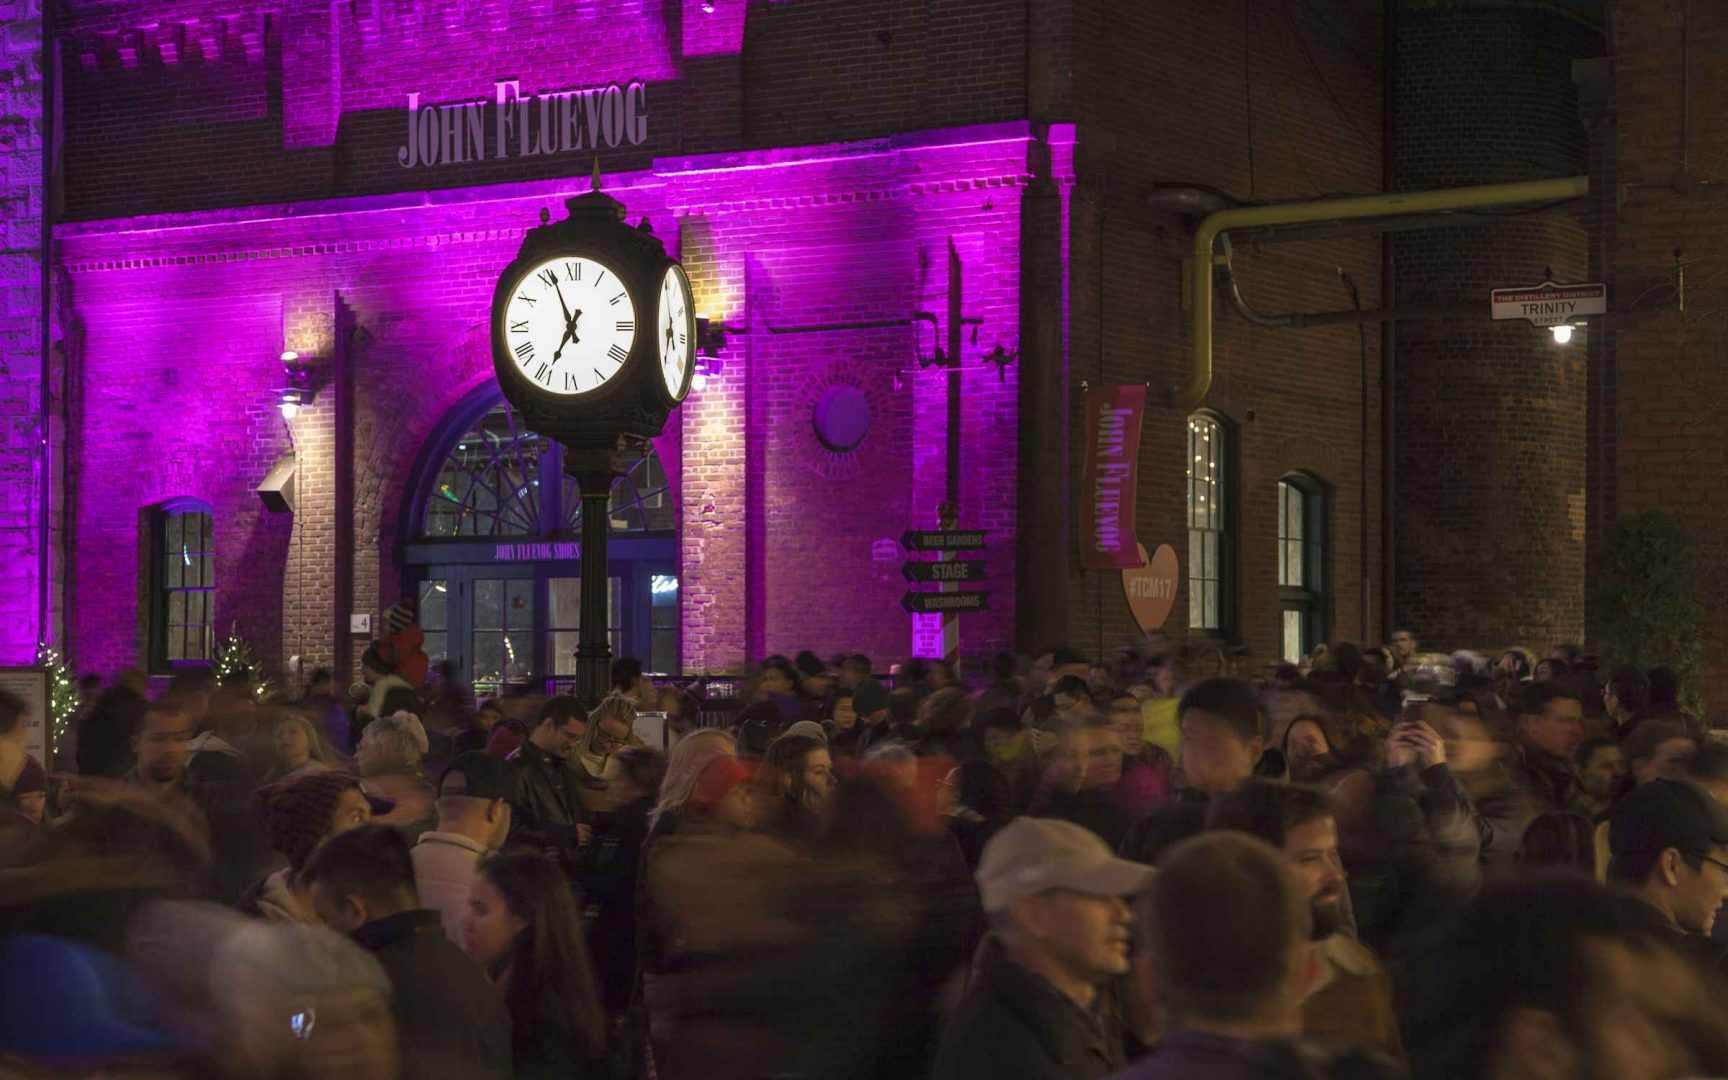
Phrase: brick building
[
  {"left": 1603, "top": 0, "right": 1728, "bottom": 699},
  {"left": 2, "top": 0, "right": 1660, "bottom": 701}
]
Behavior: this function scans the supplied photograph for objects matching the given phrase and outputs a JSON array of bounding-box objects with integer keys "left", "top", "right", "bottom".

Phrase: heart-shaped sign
[{"left": 1122, "top": 543, "right": 1179, "bottom": 633}]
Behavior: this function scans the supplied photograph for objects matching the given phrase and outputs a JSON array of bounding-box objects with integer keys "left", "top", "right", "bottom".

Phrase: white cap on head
[{"left": 975, "top": 817, "right": 1155, "bottom": 912}]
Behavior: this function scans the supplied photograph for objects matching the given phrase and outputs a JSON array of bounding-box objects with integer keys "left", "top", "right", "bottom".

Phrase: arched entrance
[{"left": 401, "top": 382, "right": 679, "bottom": 694}]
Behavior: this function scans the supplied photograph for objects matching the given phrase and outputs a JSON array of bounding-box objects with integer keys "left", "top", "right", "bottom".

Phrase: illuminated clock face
[
  {"left": 500, "top": 255, "right": 637, "bottom": 396},
  {"left": 656, "top": 264, "right": 695, "bottom": 402}
]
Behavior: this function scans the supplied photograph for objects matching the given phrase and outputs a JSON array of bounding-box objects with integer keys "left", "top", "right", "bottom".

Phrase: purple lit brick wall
[
  {"left": 52, "top": 0, "right": 1036, "bottom": 673},
  {"left": 51, "top": 0, "right": 1411, "bottom": 681},
  {"left": 666, "top": 127, "right": 1027, "bottom": 666},
  {"left": 0, "top": 0, "right": 45, "bottom": 665},
  {"left": 59, "top": 126, "right": 1027, "bottom": 676},
  {"left": 58, "top": 0, "right": 1031, "bottom": 219}
]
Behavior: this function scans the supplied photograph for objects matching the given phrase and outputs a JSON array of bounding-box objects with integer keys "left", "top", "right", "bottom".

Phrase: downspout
[
  {"left": 1170, "top": 174, "right": 1590, "bottom": 410},
  {"left": 38, "top": 8, "right": 55, "bottom": 652},
  {"left": 1381, "top": 0, "right": 1396, "bottom": 644}
]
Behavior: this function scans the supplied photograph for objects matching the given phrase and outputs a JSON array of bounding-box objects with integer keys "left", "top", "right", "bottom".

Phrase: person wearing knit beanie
[
  {"left": 6, "top": 754, "right": 47, "bottom": 825},
  {"left": 242, "top": 772, "right": 384, "bottom": 925}
]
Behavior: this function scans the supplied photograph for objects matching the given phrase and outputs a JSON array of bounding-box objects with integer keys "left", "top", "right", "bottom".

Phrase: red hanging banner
[{"left": 1079, "top": 383, "right": 1146, "bottom": 570}]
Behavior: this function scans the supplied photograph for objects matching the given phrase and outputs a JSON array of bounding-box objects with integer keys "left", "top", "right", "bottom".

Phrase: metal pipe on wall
[
  {"left": 1170, "top": 175, "right": 1590, "bottom": 412},
  {"left": 1381, "top": 0, "right": 1396, "bottom": 644},
  {"left": 38, "top": 3, "right": 55, "bottom": 651}
]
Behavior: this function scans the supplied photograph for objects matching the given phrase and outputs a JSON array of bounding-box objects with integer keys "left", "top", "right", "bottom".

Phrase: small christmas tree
[
  {"left": 213, "top": 629, "right": 272, "bottom": 700},
  {"left": 35, "top": 643, "right": 77, "bottom": 754}
]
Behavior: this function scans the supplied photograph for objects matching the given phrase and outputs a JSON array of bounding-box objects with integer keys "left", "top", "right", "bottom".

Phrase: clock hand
[
  {"left": 553, "top": 280, "right": 574, "bottom": 328},
  {"left": 553, "top": 309, "right": 583, "bottom": 363}
]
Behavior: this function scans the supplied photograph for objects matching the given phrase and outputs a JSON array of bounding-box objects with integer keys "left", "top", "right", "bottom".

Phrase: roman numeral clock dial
[
  {"left": 657, "top": 263, "right": 695, "bottom": 403},
  {"left": 501, "top": 255, "right": 637, "bottom": 396}
]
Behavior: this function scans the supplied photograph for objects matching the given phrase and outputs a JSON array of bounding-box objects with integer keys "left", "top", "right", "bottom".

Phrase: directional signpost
[
  {"left": 903, "top": 524, "right": 987, "bottom": 659},
  {"left": 901, "top": 529, "right": 987, "bottom": 552},
  {"left": 903, "top": 591, "right": 992, "bottom": 614},
  {"left": 901, "top": 559, "right": 987, "bottom": 584}
]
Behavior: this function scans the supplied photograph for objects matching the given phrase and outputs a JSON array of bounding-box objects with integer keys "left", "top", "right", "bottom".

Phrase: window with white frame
[
  {"left": 151, "top": 500, "right": 214, "bottom": 670},
  {"left": 1278, "top": 476, "right": 1325, "bottom": 662},
  {"left": 1187, "top": 414, "right": 1231, "bottom": 633}
]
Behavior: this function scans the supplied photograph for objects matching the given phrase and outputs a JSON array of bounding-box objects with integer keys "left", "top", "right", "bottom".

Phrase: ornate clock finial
[{"left": 563, "top": 161, "right": 624, "bottom": 223}]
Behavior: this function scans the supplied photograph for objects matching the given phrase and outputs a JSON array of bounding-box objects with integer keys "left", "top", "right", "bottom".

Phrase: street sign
[
  {"left": 901, "top": 559, "right": 987, "bottom": 584},
  {"left": 901, "top": 590, "right": 991, "bottom": 614},
  {"left": 1489, "top": 280, "right": 1607, "bottom": 326},
  {"left": 900, "top": 529, "right": 987, "bottom": 552}
]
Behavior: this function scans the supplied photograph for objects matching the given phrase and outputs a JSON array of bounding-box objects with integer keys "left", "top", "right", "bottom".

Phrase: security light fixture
[{"left": 278, "top": 351, "right": 317, "bottom": 419}]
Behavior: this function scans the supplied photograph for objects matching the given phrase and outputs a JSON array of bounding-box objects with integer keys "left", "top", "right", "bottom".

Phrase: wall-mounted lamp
[
  {"left": 1549, "top": 323, "right": 1575, "bottom": 345},
  {"left": 692, "top": 355, "right": 725, "bottom": 392},
  {"left": 692, "top": 317, "right": 737, "bottom": 392},
  {"left": 278, "top": 351, "right": 317, "bottom": 419}
]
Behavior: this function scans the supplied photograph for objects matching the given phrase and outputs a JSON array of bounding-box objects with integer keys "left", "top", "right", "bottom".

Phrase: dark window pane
[
  {"left": 473, "top": 634, "right": 505, "bottom": 689},
  {"left": 651, "top": 629, "right": 677, "bottom": 676},
  {"left": 553, "top": 631, "right": 580, "bottom": 676},
  {"left": 419, "top": 404, "right": 549, "bottom": 538},
  {"left": 505, "top": 579, "right": 535, "bottom": 629},
  {"left": 505, "top": 631, "right": 534, "bottom": 683},
  {"left": 473, "top": 580, "right": 503, "bottom": 631},
  {"left": 549, "top": 578, "right": 580, "bottom": 630},
  {"left": 419, "top": 580, "right": 449, "bottom": 632}
]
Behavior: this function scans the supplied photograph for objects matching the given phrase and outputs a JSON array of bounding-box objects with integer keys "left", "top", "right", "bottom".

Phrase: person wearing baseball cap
[
  {"left": 932, "top": 817, "right": 1153, "bottom": 1080},
  {"left": 1607, "top": 777, "right": 1728, "bottom": 973},
  {"left": 412, "top": 752, "right": 517, "bottom": 943}
]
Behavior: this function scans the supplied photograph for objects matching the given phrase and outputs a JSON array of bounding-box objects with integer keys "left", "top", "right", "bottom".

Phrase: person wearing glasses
[
  {"left": 570, "top": 694, "right": 639, "bottom": 806},
  {"left": 1606, "top": 776, "right": 1728, "bottom": 976}
]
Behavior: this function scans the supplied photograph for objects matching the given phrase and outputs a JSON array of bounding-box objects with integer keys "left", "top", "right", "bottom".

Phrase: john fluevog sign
[{"left": 399, "top": 79, "right": 649, "bottom": 169}]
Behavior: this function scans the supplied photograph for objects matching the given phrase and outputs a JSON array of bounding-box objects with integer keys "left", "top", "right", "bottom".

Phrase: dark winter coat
[
  {"left": 349, "top": 909, "right": 514, "bottom": 1080},
  {"left": 931, "top": 936, "right": 1126, "bottom": 1080},
  {"left": 1111, "top": 1029, "right": 1407, "bottom": 1080},
  {"left": 505, "top": 739, "right": 588, "bottom": 862}
]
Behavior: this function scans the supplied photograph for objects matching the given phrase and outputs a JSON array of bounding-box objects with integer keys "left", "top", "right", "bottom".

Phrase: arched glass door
[{"left": 402, "top": 383, "right": 678, "bottom": 694}]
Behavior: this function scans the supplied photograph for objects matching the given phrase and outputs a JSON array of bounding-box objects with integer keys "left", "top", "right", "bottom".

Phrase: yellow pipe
[{"left": 1174, "top": 174, "right": 1590, "bottom": 411}]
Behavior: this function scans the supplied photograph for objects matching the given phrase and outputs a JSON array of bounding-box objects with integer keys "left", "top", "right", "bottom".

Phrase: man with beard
[
  {"left": 1115, "top": 832, "right": 1403, "bottom": 1079},
  {"left": 122, "top": 705, "right": 210, "bottom": 825},
  {"left": 1207, "top": 780, "right": 1402, "bottom": 1057}
]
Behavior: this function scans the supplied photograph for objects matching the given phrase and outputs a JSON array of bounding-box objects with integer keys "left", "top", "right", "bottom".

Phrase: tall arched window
[
  {"left": 1278, "top": 475, "right": 1325, "bottom": 662},
  {"left": 1187, "top": 413, "right": 1233, "bottom": 635},
  {"left": 420, "top": 403, "right": 672, "bottom": 538},
  {"left": 149, "top": 498, "right": 214, "bottom": 671},
  {"left": 403, "top": 386, "right": 679, "bottom": 691}
]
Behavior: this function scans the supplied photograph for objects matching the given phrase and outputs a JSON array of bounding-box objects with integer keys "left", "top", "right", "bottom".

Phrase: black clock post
[
  {"left": 490, "top": 167, "right": 694, "bottom": 706},
  {"left": 567, "top": 444, "right": 624, "bottom": 707}
]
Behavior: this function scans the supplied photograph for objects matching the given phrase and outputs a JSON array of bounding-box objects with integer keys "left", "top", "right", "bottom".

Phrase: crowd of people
[{"left": 5, "top": 632, "right": 1728, "bottom": 1079}]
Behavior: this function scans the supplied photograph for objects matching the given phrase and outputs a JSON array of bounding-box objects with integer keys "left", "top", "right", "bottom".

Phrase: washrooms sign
[{"left": 1489, "top": 280, "right": 1607, "bottom": 326}]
